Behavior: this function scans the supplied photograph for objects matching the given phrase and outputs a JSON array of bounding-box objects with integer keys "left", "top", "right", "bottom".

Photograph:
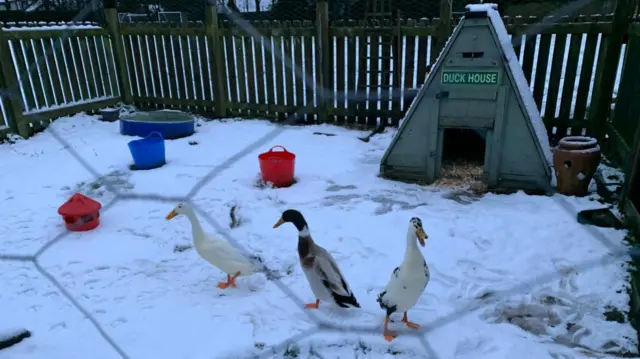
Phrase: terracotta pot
[{"left": 553, "top": 136, "right": 601, "bottom": 196}]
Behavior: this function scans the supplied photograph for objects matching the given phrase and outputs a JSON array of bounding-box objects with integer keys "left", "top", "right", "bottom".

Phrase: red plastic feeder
[
  {"left": 57, "top": 193, "right": 102, "bottom": 232},
  {"left": 258, "top": 145, "right": 296, "bottom": 187}
]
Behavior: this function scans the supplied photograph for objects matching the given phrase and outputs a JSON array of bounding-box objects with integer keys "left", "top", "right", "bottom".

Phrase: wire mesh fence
[{"left": 0, "top": 0, "right": 638, "bottom": 358}]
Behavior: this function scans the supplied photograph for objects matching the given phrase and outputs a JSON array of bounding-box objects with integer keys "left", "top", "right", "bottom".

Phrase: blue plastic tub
[
  {"left": 120, "top": 111, "right": 195, "bottom": 139},
  {"left": 128, "top": 132, "right": 166, "bottom": 170}
]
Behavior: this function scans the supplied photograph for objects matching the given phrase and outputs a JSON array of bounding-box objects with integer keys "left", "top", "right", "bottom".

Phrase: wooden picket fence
[
  {"left": 0, "top": 22, "right": 121, "bottom": 137},
  {"left": 0, "top": 3, "right": 636, "bottom": 151}
]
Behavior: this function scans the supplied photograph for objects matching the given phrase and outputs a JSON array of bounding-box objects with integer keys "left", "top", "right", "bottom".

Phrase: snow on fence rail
[
  {"left": 118, "top": 14, "right": 625, "bottom": 143},
  {"left": 0, "top": 22, "right": 121, "bottom": 134}
]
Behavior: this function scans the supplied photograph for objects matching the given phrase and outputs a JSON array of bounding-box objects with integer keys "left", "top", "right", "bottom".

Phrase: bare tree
[
  {"left": 254, "top": 0, "right": 260, "bottom": 12},
  {"left": 226, "top": 0, "right": 239, "bottom": 11}
]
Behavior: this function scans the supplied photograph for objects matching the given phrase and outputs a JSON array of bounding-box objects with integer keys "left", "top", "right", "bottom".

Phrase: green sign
[{"left": 441, "top": 71, "right": 499, "bottom": 85}]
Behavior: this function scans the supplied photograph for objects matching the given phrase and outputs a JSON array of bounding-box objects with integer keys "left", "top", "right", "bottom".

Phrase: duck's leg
[
  {"left": 401, "top": 312, "right": 420, "bottom": 329},
  {"left": 304, "top": 299, "right": 320, "bottom": 309},
  {"left": 227, "top": 271, "right": 241, "bottom": 288},
  {"left": 217, "top": 272, "right": 241, "bottom": 289},
  {"left": 383, "top": 316, "right": 398, "bottom": 342}
]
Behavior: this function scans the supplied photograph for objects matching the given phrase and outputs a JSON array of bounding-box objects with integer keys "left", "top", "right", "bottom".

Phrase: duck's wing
[
  {"left": 313, "top": 246, "right": 354, "bottom": 297},
  {"left": 202, "top": 236, "right": 255, "bottom": 266}
]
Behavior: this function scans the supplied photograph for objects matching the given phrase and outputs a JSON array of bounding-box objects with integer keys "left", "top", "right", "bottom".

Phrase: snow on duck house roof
[{"left": 464, "top": 2, "right": 553, "bottom": 167}]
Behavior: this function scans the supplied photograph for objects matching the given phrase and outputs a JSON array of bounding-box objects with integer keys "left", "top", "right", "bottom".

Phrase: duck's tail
[{"left": 332, "top": 291, "right": 361, "bottom": 308}]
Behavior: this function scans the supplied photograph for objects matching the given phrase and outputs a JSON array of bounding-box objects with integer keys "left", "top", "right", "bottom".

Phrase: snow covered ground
[{"left": 0, "top": 113, "right": 635, "bottom": 359}]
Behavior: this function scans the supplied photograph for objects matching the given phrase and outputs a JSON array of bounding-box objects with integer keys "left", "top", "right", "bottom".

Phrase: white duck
[
  {"left": 273, "top": 209, "right": 360, "bottom": 309},
  {"left": 166, "top": 203, "right": 257, "bottom": 289},
  {"left": 377, "top": 217, "right": 430, "bottom": 342}
]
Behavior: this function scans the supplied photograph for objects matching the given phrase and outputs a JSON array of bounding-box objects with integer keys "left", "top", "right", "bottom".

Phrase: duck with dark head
[{"left": 273, "top": 209, "right": 360, "bottom": 309}]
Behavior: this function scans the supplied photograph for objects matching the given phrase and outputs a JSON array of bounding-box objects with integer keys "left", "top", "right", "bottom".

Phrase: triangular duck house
[{"left": 380, "top": 3, "right": 553, "bottom": 192}]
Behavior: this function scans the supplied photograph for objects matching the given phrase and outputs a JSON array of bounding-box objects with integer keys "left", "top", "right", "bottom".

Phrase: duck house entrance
[{"left": 439, "top": 128, "right": 486, "bottom": 183}]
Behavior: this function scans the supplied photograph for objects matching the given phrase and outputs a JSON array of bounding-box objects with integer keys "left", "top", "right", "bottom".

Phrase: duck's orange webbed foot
[
  {"left": 217, "top": 272, "right": 241, "bottom": 289},
  {"left": 401, "top": 312, "right": 421, "bottom": 329},
  {"left": 304, "top": 299, "right": 320, "bottom": 309}
]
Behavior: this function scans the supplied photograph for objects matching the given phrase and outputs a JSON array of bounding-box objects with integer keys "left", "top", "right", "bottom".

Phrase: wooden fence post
[
  {"left": 434, "top": 0, "right": 453, "bottom": 56},
  {"left": 588, "top": 0, "right": 634, "bottom": 142},
  {"left": 0, "top": 30, "right": 29, "bottom": 138},
  {"left": 315, "top": 0, "right": 330, "bottom": 124},
  {"left": 103, "top": 2, "right": 132, "bottom": 104},
  {"left": 205, "top": 1, "right": 228, "bottom": 118}
]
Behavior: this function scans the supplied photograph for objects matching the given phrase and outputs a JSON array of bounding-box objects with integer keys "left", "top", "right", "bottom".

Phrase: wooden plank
[
  {"left": 125, "top": 34, "right": 141, "bottom": 100},
  {"left": 367, "top": 29, "right": 380, "bottom": 128},
  {"left": 558, "top": 32, "right": 582, "bottom": 123},
  {"left": 404, "top": 20, "right": 416, "bottom": 107},
  {"left": 84, "top": 36, "right": 102, "bottom": 98},
  {"left": 22, "top": 96, "right": 119, "bottom": 124},
  {"left": 204, "top": 5, "right": 227, "bottom": 117},
  {"left": 335, "top": 23, "right": 346, "bottom": 125},
  {"left": 532, "top": 34, "right": 552, "bottom": 109},
  {"left": 391, "top": 19, "right": 402, "bottom": 127},
  {"left": 103, "top": 37, "right": 119, "bottom": 98},
  {"left": 196, "top": 35, "right": 212, "bottom": 111},
  {"left": 573, "top": 33, "right": 599, "bottom": 122},
  {"left": 2, "top": 28, "right": 107, "bottom": 41},
  {"left": 160, "top": 34, "right": 174, "bottom": 108},
  {"left": 254, "top": 24, "right": 267, "bottom": 117},
  {"left": 293, "top": 21, "right": 304, "bottom": 118},
  {"left": 104, "top": 8, "right": 129, "bottom": 102},
  {"left": 273, "top": 21, "right": 285, "bottom": 121},
  {"left": 32, "top": 38, "right": 55, "bottom": 108},
  {"left": 184, "top": 35, "right": 199, "bottom": 111},
  {"left": 220, "top": 101, "right": 403, "bottom": 118},
  {"left": 179, "top": 35, "right": 193, "bottom": 111},
  {"left": 356, "top": 19, "right": 367, "bottom": 126},
  {"left": 156, "top": 35, "right": 171, "bottom": 105},
  {"left": 121, "top": 25, "right": 204, "bottom": 37},
  {"left": 0, "top": 31, "right": 24, "bottom": 134},
  {"left": 521, "top": 34, "right": 536, "bottom": 84},
  {"left": 45, "top": 38, "right": 67, "bottom": 105},
  {"left": 380, "top": 19, "right": 393, "bottom": 128},
  {"left": 263, "top": 22, "right": 275, "bottom": 118},
  {"left": 59, "top": 37, "right": 79, "bottom": 103},
  {"left": 588, "top": 33, "right": 612, "bottom": 132},
  {"left": 243, "top": 32, "right": 256, "bottom": 117},
  {"left": 233, "top": 30, "right": 247, "bottom": 115},
  {"left": 331, "top": 26, "right": 433, "bottom": 37},
  {"left": 543, "top": 33, "right": 567, "bottom": 123},
  {"left": 223, "top": 25, "right": 239, "bottom": 116},
  {"left": 138, "top": 34, "right": 155, "bottom": 103},
  {"left": 77, "top": 36, "right": 96, "bottom": 99},
  {"left": 303, "top": 20, "right": 314, "bottom": 122},
  {"left": 220, "top": 24, "right": 315, "bottom": 38},
  {"left": 173, "top": 35, "right": 188, "bottom": 110},
  {"left": 92, "top": 36, "right": 109, "bottom": 98},
  {"left": 133, "top": 96, "right": 210, "bottom": 107},
  {"left": 12, "top": 40, "right": 41, "bottom": 111},
  {"left": 282, "top": 21, "right": 294, "bottom": 120},
  {"left": 416, "top": 19, "right": 429, "bottom": 86},
  {"left": 345, "top": 20, "right": 357, "bottom": 125},
  {"left": 610, "top": 35, "right": 640, "bottom": 144},
  {"left": 144, "top": 35, "right": 160, "bottom": 102},
  {"left": 26, "top": 38, "right": 49, "bottom": 109},
  {"left": 505, "top": 21, "right": 611, "bottom": 35}
]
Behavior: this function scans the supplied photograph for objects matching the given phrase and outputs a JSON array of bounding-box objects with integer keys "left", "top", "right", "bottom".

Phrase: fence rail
[{"left": 0, "top": 3, "right": 636, "bottom": 154}]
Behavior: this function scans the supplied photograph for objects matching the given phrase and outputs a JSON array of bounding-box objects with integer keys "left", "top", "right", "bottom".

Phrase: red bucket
[{"left": 258, "top": 145, "right": 296, "bottom": 187}]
